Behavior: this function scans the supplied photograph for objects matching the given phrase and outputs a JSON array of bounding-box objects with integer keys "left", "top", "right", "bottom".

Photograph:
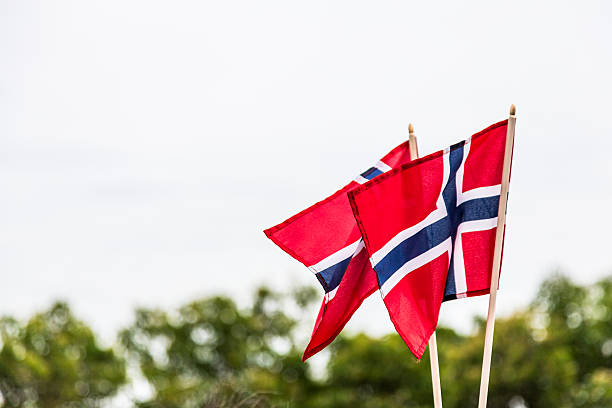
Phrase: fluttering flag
[
  {"left": 348, "top": 120, "right": 510, "bottom": 358},
  {"left": 264, "top": 142, "right": 413, "bottom": 360}
]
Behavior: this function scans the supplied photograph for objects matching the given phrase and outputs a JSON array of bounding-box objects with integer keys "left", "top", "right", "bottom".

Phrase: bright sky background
[{"left": 1, "top": 1, "right": 611, "bottom": 349}]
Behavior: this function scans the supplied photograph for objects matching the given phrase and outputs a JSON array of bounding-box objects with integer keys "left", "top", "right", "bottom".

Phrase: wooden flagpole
[
  {"left": 409, "top": 123, "right": 443, "bottom": 408},
  {"left": 477, "top": 104, "right": 517, "bottom": 407}
]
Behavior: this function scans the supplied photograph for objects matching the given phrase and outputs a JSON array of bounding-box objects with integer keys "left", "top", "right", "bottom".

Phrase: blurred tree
[
  {"left": 120, "top": 286, "right": 316, "bottom": 408},
  {"left": 0, "top": 273, "right": 609, "bottom": 408},
  {"left": 309, "top": 273, "right": 612, "bottom": 408},
  {"left": 441, "top": 273, "right": 612, "bottom": 408},
  {"left": 0, "top": 302, "right": 126, "bottom": 408},
  {"left": 444, "top": 313, "right": 577, "bottom": 408},
  {"left": 311, "top": 331, "right": 438, "bottom": 408},
  {"left": 531, "top": 274, "right": 612, "bottom": 380},
  {"left": 570, "top": 368, "right": 612, "bottom": 407}
]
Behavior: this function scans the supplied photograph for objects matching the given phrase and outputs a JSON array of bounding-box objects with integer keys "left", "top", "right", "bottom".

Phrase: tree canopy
[
  {"left": 0, "top": 273, "right": 610, "bottom": 408},
  {"left": 0, "top": 303, "right": 126, "bottom": 408}
]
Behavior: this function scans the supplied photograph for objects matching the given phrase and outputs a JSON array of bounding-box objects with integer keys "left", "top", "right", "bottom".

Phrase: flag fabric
[
  {"left": 264, "top": 142, "right": 413, "bottom": 360},
  {"left": 348, "top": 120, "right": 510, "bottom": 358}
]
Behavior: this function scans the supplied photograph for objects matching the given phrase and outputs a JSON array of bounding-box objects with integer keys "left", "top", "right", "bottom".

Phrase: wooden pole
[
  {"left": 477, "top": 105, "right": 517, "bottom": 407},
  {"left": 428, "top": 332, "right": 443, "bottom": 408},
  {"left": 408, "top": 123, "right": 419, "bottom": 158},
  {"left": 409, "top": 123, "right": 443, "bottom": 408}
]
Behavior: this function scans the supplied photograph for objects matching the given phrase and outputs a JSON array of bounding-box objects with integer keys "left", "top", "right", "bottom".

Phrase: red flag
[
  {"left": 265, "top": 142, "right": 412, "bottom": 360},
  {"left": 349, "top": 121, "right": 509, "bottom": 358}
]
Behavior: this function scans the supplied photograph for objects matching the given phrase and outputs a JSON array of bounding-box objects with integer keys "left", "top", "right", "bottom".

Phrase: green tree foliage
[
  {"left": 315, "top": 274, "right": 612, "bottom": 408},
  {"left": 309, "top": 328, "right": 463, "bottom": 408},
  {"left": 532, "top": 274, "right": 612, "bottom": 380},
  {"left": 119, "top": 273, "right": 611, "bottom": 408},
  {"left": 441, "top": 313, "right": 578, "bottom": 408},
  {"left": 0, "top": 274, "right": 610, "bottom": 408},
  {"left": 0, "top": 302, "right": 126, "bottom": 408},
  {"left": 120, "top": 286, "right": 316, "bottom": 408},
  {"left": 571, "top": 369, "right": 612, "bottom": 407}
]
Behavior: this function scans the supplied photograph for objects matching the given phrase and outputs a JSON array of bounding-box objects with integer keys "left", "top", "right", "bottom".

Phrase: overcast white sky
[{"left": 1, "top": 1, "right": 611, "bottom": 346}]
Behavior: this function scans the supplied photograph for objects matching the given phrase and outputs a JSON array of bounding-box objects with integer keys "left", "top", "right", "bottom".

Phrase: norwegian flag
[
  {"left": 264, "top": 142, "right": 413, "bottom": 360},
  {"left": 348, "top": 120, "right": 510, "bottom": 358}
]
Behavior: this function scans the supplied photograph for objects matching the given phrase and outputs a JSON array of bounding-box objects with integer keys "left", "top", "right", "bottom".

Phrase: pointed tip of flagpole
[
  {"left": 509, "top": 104, "right": 516, "bottom": 116},
  {"left": 408, "top": 123, "right": 415, "bottom": 135}
]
